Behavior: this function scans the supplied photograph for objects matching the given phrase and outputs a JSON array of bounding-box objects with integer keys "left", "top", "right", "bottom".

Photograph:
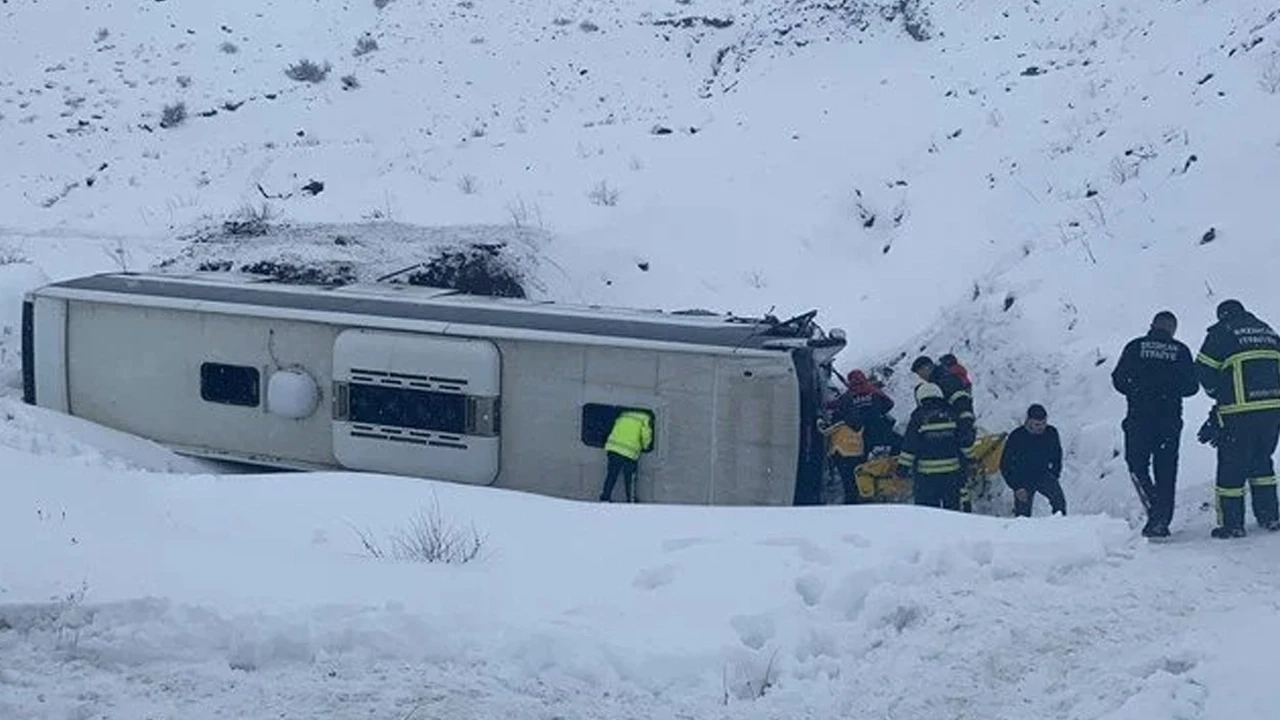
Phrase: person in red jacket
[
  {"left": 939, "top": 354, "right": 972, "bottom": 391},
  {"left": 821, "top": 369, "right": 898, "bottom": 503},
  {"left": 832, "top": 370, "right": 897, "bottom": 451}
]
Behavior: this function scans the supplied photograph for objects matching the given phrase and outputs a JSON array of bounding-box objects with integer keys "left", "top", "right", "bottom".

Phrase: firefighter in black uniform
[
  {"left": 911, "top": 356, "right": 976, "bottom": 446},
  {"left": 1110, "top": 310, "right": 1199, "bottom": 539},
  {"left": 897, "top": 382, "right": 967, "bottom": 511},
  {"left": 911, "top": 356, "right": 978, "bottom": 510},
  {"left": 1195, "top": 299, "right": 1280, "bottom": 538}
]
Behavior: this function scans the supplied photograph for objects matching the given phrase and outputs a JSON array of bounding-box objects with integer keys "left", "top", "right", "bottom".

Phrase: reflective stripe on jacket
[{"left": 1196, "top": 313, "right": 1280, "bottom": 415}]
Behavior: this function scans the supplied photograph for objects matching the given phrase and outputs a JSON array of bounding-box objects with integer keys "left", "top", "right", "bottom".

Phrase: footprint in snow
[
  {"left": 841, "top": 533, "right": 872, "bottom": 548},
  {"left": 758, "top": 537, "right": 833, "bottom": 565},
  {"left": 794, "top": 573, "right": 826, "bottom": 607},
  {"left": 661, "top": 537, "right": 709, "bottom": 553},
  {"left": 730, "top": 612, "right": 776, "bottom": 651},
  {"left": 632, "top": 564, "right": 676, "bottom": 590}
]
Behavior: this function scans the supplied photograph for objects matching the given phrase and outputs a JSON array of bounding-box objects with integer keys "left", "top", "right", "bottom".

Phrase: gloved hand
[{"left": 1197, "top": 419, "right": 1218, "bottom": 447}]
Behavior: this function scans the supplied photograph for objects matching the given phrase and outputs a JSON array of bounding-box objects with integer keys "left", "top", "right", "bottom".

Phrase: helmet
[{"left": 915, "top": 382, "right": 944, "bottom": 403}]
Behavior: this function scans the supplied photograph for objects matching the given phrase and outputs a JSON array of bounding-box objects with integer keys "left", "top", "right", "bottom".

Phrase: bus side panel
[
  {"left": 712, "top": 355, "right": 801, "bottom": 506},
  {"left": 32, "top": 296, "right": 69, "bottom": 413},
  {"left": 490, "top": 340, "right": 724, "bottom": 505},
  {"left": 64, "top": 300, "right": 339, "bottom": 466}
]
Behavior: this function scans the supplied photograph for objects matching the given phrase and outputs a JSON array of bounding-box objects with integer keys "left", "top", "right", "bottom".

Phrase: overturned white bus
[{"left": 22, "top": 271, "right": 846, "bottom": 505}]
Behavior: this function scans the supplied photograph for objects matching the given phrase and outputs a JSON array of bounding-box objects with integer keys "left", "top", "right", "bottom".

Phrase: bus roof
[{"left": 37, "top": 272, "right": 833, "bottom": 352}]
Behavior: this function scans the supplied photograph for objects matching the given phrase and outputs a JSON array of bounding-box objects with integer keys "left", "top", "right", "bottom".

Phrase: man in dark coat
[
  {"left": 1000, "top": 404, "right": 1066, "bottom": 517},
  {"left": 1111, "top": 310, "right": 1199, "bottom": 539},
  {"left": 1195, "top": 299, "right": 1280, "bottom": 538}
]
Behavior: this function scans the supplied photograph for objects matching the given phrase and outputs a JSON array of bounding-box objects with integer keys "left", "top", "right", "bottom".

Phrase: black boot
[{"left": 1211, "top": 526, "right": 1247, "bottom": 539}]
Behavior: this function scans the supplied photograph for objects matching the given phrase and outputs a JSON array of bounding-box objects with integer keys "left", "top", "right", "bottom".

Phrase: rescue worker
[
  {"left": 1195, "top": 299, "right": 1280, "bottom": 538},
  {"left": 999, "top": 404, "right": 1066, "bottom": 517},
  {"left": 911, "top": 355, "right": 975, "bottom": 447},
  {"left": 939, "top": 353, "right": 973, "bottom": 391},
  {"left": 599, "top": 409, "right": 653, "bottom": 503},
  {"left": 1110, "top": 310, "right": 1199, "bottom": 538},
  {"left": 832, "top": 370, "right": 897, "bottom": 453},
  {"left": 912, "top": 355, "right": 977, "bottom": 510},
  {"left": 820, "top": 369, "right": 898, "bottom": 503},
  {"left": 897, "top": 382, "right": 967, "bottom": 511}
]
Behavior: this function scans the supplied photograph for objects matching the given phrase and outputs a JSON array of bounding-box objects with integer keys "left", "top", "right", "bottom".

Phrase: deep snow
[{"left": 3, "top": 0, "right": 1280, "bottom": 717}]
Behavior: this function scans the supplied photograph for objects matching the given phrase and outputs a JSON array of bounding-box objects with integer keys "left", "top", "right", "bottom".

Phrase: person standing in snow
[
  {"left": 832, "top": 370, "right": 897, "bottom": 452},
  {"left": 599, "top": 409, "right": 653, "bottom": 503},
  {"left": 999, "top": 404, "right": 1066, "bottom": 517},
  {"left": 897, "top": 382, "right": 967, "bottom": 511},
  {"left": 1195, "top": 300, "right": 1280, "bottom": 538},
  {"left": 821, "top": 369, "right": 898, "bottom": 503},
  {"left": 911, "top": 355, "right": 976, "bottom": 448},
  {"left": 1111, "top": 310, "right": 1199, "bottom": 539},
  {"left": 913, "top": 355, "right": 977, "bottom": 510},
  {"left": 939, "top": 353, "right": 973, "bottom": 392}
]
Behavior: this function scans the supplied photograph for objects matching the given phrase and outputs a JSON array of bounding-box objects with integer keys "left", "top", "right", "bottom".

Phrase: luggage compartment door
[{"left": 332, "top": 329, "right": 501, "bottom": 484}]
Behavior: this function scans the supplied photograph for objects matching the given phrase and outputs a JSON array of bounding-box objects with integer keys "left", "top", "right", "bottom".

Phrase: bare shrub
[
  {"left": 552, "top": 17, "right": 574, "bottom": 26},
  {"left": 341, "top": 74, "right": 360, "bottom": 91},
  {"left": 1109, "top": 155, "right": 1140, "bottom": 184},
  {"left": 579, "top": 20, "right": 600, "bottom": 32},
  {"left": 1260, "top": 52, "right": 1280, "bottom": 94},
  {"left": 587, "top": 180, "right": 620, "bottom": 206},
  {"left": 0, "top": 243, "right": 30, "bottom": 265},
  {"left": 54, "top": 581, "right": 94, "bottom": 652},
  {"left": 159, "top": 102, "right": 187, "bottom": 129},
  {"left": 505, "top": 197, "right": 543, "bottom": 228},
  {"left": 219, "top": 41, "right": 239, "bottom": 54},
  {"left": 352, "top": 497, "right": 486, "bottom": 564},
  {"left": 102, "top": 239, "right": 131, "bottom": 271},
  {"left": 403, "top": 244, "right": 528, "bottom": 298},
  {"left": 374, "top": 0, "right": 394, "bottom": 8},
  {"left": 223, "top": 203, "right": 277, "bottom": 237},
  {"left": 284, "top": 59, "right": 331, "bottom": 83},
  {"left": 893, "top": 0, "right": 933, "bottom": 41},
  {"left": 353, "top": 35, "right": 379, "bottom": 57},
  {"left": 458, "top": 174, "right": 479, "bottom": 194}
]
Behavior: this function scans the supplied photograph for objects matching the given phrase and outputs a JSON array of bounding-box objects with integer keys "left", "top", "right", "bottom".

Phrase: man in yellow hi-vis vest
[
  {"left": 1196, "top": 299, "right": 1280, "bottom": 538},
  {"left": 600, "top": 409, "right": 654, "bottom": 502}
]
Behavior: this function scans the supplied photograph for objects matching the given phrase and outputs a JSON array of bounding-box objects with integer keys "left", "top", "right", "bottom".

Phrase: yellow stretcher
[{"left": 845, "top": 430, "right": 1009, "bottom": 504}]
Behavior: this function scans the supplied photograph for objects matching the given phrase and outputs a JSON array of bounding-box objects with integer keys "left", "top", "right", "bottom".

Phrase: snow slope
[
  {"left": 3, "top": 0, "right": 1280, "bottom": 716},
  {"left": 6, "top": 449, "right": 1279, "bottom": 720}
]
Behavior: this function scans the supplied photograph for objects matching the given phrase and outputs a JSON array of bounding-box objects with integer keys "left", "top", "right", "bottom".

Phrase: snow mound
[
  {"left": 0, "top": 400, "right": 220, "bottom": 475},
  {"left": 154, "top": 220, "right": 555, "bottom": 297}
]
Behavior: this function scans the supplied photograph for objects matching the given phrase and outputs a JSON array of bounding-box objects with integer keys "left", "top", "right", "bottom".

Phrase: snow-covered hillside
[{"left": 3, "top": 0, "right": 1280, "bottom": 716}]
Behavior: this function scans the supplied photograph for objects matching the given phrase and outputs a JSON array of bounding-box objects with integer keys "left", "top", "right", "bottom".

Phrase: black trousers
[
  {"left": 833, "top": 455, "right": 864, "bottom": 504},
  {"left": 601, "top": 451, "right": 638, "bottom": 502},
  {"left": 914, "top": 472, "right": 963, "bottom": 511},
  {"left": 1011, "top": 478, "right": 1066, "bottom": 517},
  {"left": 1123, "top": 414, "right": 1182, "bottom": 527},
  {"left": 1215, "top": 412, "right": 1280, "bottom": 529}
]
